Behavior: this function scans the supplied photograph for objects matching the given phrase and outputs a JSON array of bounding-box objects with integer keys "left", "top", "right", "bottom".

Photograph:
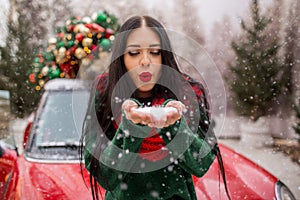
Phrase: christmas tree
[
  {"left": 228, "top": 0, "right": 284, "bottom": 121},
  {"left": 0, "top": 10, "right": 41, "bottom": 117}
]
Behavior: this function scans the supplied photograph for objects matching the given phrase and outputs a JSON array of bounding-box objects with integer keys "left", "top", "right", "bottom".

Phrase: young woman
[{"left": 81, "top": 16, "right": 230, "bottom": 200}]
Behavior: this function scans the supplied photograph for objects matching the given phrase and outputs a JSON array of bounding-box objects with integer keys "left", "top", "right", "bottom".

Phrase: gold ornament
[
  {"left": 66, "top": 34, "right": 72, "bottom": 41},
  {"left": 39, "top": 80, "right": 45, "bottom": 87},
  {"left": 82, "top": 16, "right": 92, "bottom": 24},
  {"left": 48, "top": 38, "right": 57, "bottom": 45},
  {"left": 74, "top": 24, "right": 89, "bottom": 36},
  {"left": 109, "top": 35, "right": 115, "bottom": 41},
  {"left": 87, "top": 33, "right": 93, "bottom": 38},
  {"left": 75, "top": 47, "right": 87, "bottom": 59},
  {"left": 84, "top": 46, "right": 91, "bottom": 54},
  {"left": 65, "top": 19, "right": 71, "bottom": 26},
  {"left": 73, "top": 24, "right": 83, "bottom": 33},
  {"left": 41, "top": 66, "right": 49, "bottom": 76},
  {"left": 82, "top": 38, "right": 93, "bottom": 47},
  {"left": 97, "top": 33, "right": 102, "bottom": 39},
  {"left": 57, "top": 47, "right": 66, "bottom": 64}
]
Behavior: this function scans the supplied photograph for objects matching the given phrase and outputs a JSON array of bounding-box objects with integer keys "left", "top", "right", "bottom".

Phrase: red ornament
[
  {"left": 57, "top": 32, "right": 64, "bottom": 39},
  {"left": 91, "top": 44, "right": 97, "bottom": 51},
  {"left": 92, "top": 23, "right": 105, "bottom": 33},
  {"left": 59, "top": 62, "right": 71, "bottom": 74},
  {"left": 75, "top": 33, "right": 84, "bottom": 42},
  {"left": 67, "top": 25, "right": 75, "bottom": 32},
  {"left": 70, "top": 46, "right": 77, "bottom": 54},
  {"left": 84, "top": 23, "right": 93, "bottom": 29},
  {"left": 105, "top": 28, "right": 114, "bottom": 38},
  {"left": 29, "top": 73, "right": 36, "bottom": 83}
]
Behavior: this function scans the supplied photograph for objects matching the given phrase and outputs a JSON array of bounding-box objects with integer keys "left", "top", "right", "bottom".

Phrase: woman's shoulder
[
  {"left": 182, "top": 73, "right": 206, "bottom": 99},
  {"left": 96, "top": 73, "right": 109, "bottom": 82},
  {"left": 95, "top": 73, "right": 109, "bottom": 93}
]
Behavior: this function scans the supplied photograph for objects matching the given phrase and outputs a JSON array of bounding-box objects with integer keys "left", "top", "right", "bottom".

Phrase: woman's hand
[
  {"left": 122, "top": 99, "right": 185, "bottom": 128},
  {"left": 122, "top": 99, "right": 152, "bottom": 125},
  {"left": 148, "top": 100, "right": 185, "bottom": 128},
  {"left": 161, "top": 100, "right": 186, "bottom": 128}
]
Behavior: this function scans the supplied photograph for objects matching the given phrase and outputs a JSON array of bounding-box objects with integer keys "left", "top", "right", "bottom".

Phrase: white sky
[
  {"left": 0, "top": 0, "right": 273, "bottom": 46},
  {"left": 198, "top": 0, "right": 250, "bottom": 35},
  {"left": 196, "top": 0, "right": 273, "bottom": 36}
]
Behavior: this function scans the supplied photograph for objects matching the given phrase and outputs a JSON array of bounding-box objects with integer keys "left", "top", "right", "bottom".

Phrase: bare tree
[
  {"left": 264, "top": 0, "right": 285, "bottom": 45},
  {"left": 69, "top": 0, "right": 148, "bottom": 24},
  {"left": 263, "top": 0, "right": 300, "bottom": 114},
  {"left": 13, "top": 0, "right": 48, "bottom": 50},
  {"left": 206, "top": 16, "right": 236, "bottom": 113},
  {"left": 283, "top": 0, "right": 300, "bottom": 99},
  {"left": 172, "top": 0, "right": 205, "bottom": 45},
  {"left": 46, "top": 0, "right": 74, "bottom": 38}
]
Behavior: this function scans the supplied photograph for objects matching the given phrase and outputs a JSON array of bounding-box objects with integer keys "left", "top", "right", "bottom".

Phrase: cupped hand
[
  {"left": 122, "top": 99, "right": 186, "bottom": 128},
  {"left": 147, "top": 100, "right": 186, "bottom": 128},
  {"left": 122, "top": 99, "right": 152, "bottom": 125},
  {"left": 160, "top": 100, "right": 186, "bottom": 128}
]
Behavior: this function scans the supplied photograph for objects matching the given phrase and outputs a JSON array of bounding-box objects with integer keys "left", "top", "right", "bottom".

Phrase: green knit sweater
[{"left": 84, "top": 98, "right": 216, "bottom": 200}]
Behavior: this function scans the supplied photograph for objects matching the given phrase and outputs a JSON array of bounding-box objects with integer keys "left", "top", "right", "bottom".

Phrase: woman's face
[{"left": 124, "top": 26, "right": 162, "bottom": 97}]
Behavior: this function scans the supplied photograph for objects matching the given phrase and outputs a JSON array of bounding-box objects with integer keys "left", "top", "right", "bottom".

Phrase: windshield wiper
[{"left": 37, "top": 141, "right": 80, "bottom": 148}]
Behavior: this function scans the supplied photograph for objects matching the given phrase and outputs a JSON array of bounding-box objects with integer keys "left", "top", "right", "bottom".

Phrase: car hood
[
  {"left": 16, "top": 156, "right": 94, "bottom": 200},
  {"left": 194, "top": 143, "right": 278, "bottom": 199},
  {"left": 14, "top": 144, "right": 279, "bottom": 200}
]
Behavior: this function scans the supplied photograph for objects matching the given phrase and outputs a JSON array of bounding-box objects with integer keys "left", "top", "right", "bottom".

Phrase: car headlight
[{"left": 275, "top": 180, "right": 296, "bottom": 200}]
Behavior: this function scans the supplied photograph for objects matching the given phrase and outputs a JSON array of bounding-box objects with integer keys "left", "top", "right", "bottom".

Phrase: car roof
[{"left": 44, "top": 78, "right": 92, "bottom": 91}]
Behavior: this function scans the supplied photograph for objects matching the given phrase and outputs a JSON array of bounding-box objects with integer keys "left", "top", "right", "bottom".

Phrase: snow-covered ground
[{"left": 9, "top": 118, "right": 300, "bottom": 199}]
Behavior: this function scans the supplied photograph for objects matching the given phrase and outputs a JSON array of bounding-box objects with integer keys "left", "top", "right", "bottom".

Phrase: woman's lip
[{"left": 139, "top": 72, "right": 152, "bottom": 82}]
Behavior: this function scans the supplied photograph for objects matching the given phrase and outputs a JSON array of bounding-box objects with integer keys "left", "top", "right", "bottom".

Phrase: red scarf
[
  {"left": 137, "top": 98, "right": 168, "bottom": 162},
  {"left": 138, "top": 128, "right": 168, "bottom": 162},
  {"left": 113, "top": 98, "right": 169, "bottom": 162}
]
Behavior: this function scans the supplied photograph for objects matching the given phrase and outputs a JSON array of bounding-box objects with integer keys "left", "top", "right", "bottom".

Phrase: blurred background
[{"left": 0, "top": 0, "right": 299, "bottom": 197}]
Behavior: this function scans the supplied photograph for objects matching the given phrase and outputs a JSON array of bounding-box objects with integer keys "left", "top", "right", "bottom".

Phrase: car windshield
[{"left": 26, "top": 90, "right": 89, "bottom": 161}]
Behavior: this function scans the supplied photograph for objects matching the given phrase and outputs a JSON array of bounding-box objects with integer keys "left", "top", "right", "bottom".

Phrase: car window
[
  {"left": 35, "top": 90, "right": 89, "bottom": 147},
  {"left": 36, "top": 91, "right": 88, "bottom": 146}
]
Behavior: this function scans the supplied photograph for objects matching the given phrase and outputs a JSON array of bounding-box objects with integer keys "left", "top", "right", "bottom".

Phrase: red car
[{"left": 0, "top": 79, "right": 296, "bottom": 200}]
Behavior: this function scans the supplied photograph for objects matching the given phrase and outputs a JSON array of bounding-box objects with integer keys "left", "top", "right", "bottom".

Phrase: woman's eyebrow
[
  {"left": 126, "top": 44, "right": 161, "bottom": 48},
  {"left": 126, "top": 44, "right": 140, "bottom": 48},
  {"left": 149, "top": 44, "right": 161, "bottom": 47}
]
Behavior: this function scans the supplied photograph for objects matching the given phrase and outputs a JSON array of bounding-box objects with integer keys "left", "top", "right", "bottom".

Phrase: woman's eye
[
  {"left": 150, "top": 49, "right": 161, "bottom": 55},
  {"left": 128, "top": 51, "right": 140, "bottom": 56}
]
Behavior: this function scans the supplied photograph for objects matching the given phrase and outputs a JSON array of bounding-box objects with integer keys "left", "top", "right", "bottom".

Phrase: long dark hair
[{"left": 81, "top": 15, "right": 230, "bottom": 200}]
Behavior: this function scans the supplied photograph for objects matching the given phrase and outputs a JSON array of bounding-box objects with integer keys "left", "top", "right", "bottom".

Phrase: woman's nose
[{"left": 140, "top": 52, "right": 151, "bottom": 66}]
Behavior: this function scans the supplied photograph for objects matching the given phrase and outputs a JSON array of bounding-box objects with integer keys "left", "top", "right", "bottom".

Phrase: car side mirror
[{"left": 23, "top": 112, "right": 35, "bottom": 150}]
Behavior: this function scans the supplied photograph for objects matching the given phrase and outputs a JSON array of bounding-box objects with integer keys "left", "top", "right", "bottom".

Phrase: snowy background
[
  {"left": 0, "top": 0, "right": 299, "bottom": 198},
  {"left": 0, "top": 0, "right": 274, "bottom": 45}
]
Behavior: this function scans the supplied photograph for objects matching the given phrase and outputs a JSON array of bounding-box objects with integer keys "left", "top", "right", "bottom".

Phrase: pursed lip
[{"left": 139, "top": 72, "right": 152, "bottom": 82}]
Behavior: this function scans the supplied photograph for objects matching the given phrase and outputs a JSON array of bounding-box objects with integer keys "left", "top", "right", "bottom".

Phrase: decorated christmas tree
[
  {"left": 28, "top": 10, "right": 120, "bottom": 91},
  {"left": 228, "top": 0, "right": 284, "bottom": 121}
]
